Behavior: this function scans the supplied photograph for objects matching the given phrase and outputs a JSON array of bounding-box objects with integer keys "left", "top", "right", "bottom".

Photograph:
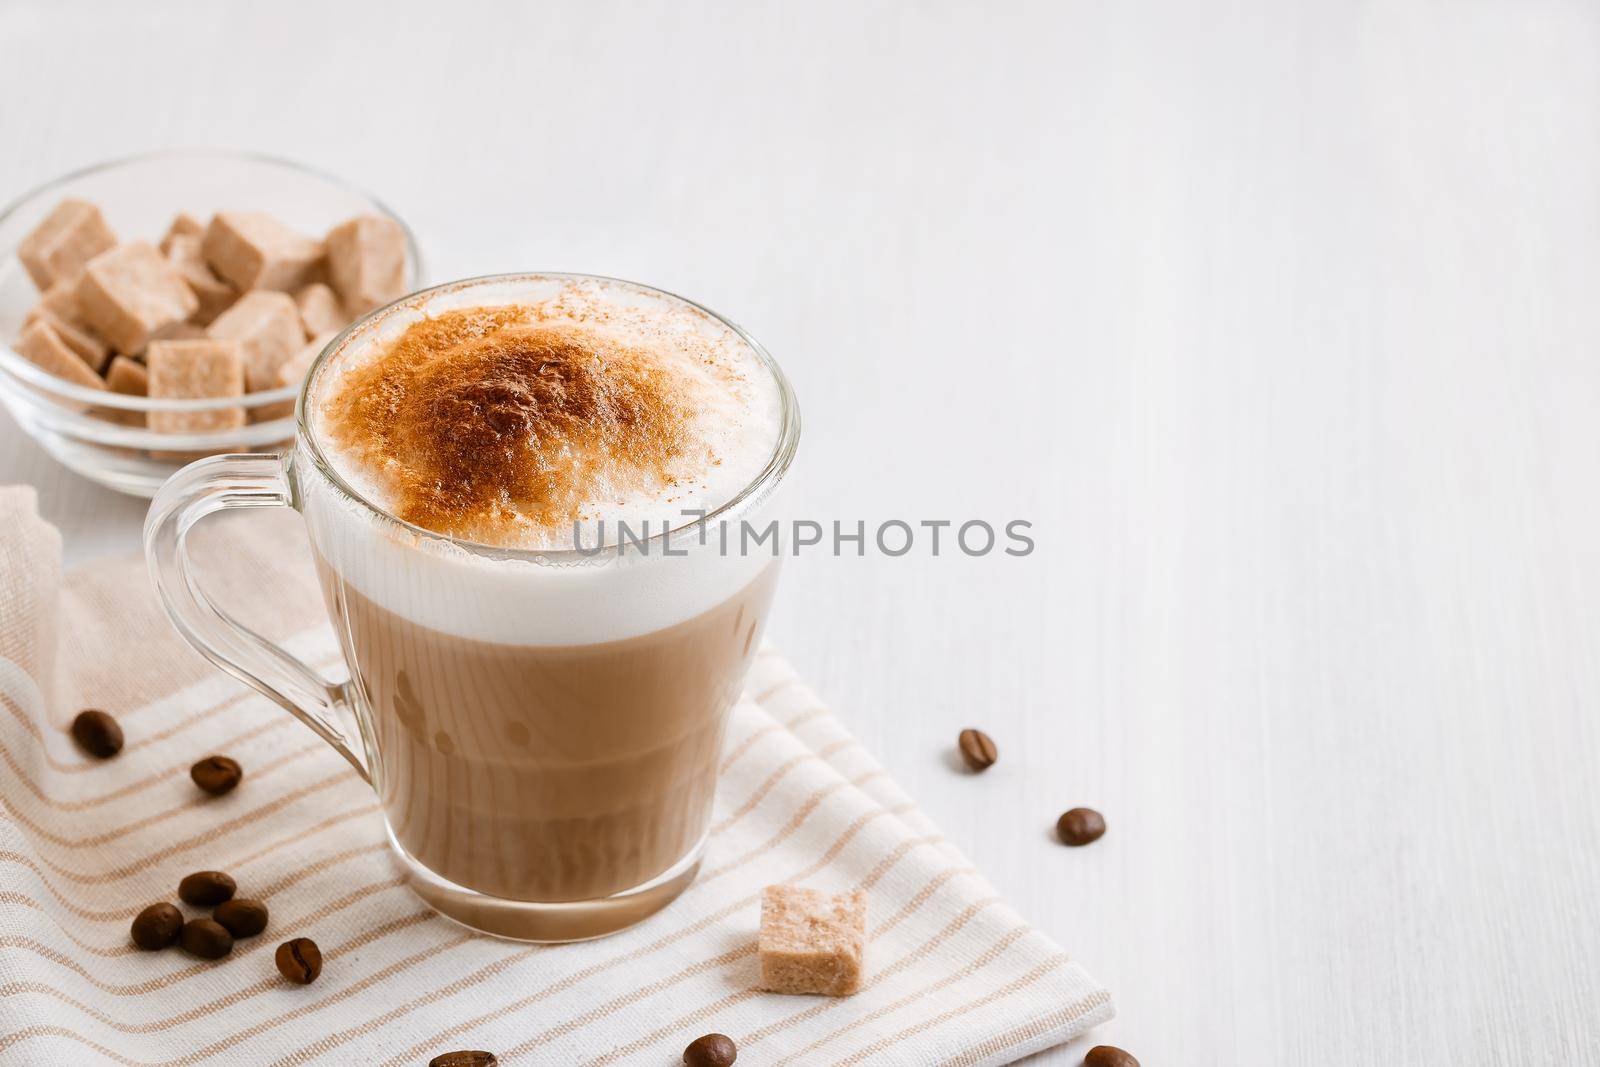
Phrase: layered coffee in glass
[{"left": 145, "top": 273, "right": 799, "bottom": 941}]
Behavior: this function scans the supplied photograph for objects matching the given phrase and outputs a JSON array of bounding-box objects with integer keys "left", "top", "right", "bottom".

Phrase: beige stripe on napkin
[{"left": 0, "top": 486, "right": 1110, "bottom": 1065}]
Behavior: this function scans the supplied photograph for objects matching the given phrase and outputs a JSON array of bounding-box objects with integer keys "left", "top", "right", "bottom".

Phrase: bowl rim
[{"left": 0, "top": 147, "right": 424, "bottom": 415}]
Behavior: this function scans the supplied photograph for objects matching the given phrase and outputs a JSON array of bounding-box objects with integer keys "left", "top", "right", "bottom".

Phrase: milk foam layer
[
  {"left": 297, "top": 275, "right": 793, "bottom": 647},
  {"left": 310, "top": 276, "right": 782, "bottom": 551}
]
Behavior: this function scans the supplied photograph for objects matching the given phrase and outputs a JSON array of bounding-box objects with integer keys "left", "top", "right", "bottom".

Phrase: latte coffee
[
  {"left": 148, "top": 273, "right": 795, "bottom": 940},
  {"left": 283, "top": 274, "right": 791, "bottom": 940},
  {"left": 317, "top": 558, "right": 778, "bottom": 904}
]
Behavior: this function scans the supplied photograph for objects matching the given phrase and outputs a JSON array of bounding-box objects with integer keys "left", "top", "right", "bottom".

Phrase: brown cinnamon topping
[{"left": 321, "top": 306, "right": 691, "bottom": 540}]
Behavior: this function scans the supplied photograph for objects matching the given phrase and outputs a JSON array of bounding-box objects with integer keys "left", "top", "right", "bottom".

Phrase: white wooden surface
[{"left": 4, "top": 2, "right": 1599, "bottom": 1063}]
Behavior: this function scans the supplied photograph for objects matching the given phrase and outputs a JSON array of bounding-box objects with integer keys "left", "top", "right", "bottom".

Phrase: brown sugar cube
[
  {"left": 44, "top": 315, "right": 111, "bottom": 371},
  {"left": 293, "top": 283, "right": 345, "bottom": 338},
  {"left": 324, "top": 216, "right": 407, "bottom": 315},
  {"left": 146, "top": 339, "right": 244, "bottom": 434},
  {"left": 202, "top": 212, "right": 324, "bottom": 292},
  {"left": 758, "top": 885, "right": 867, "bottom": 997},
  {"left": 206, "top": 290, "right": 303, "bottom": 393},
  {"left": 27, "top": 276, "right": 108, "bottom": 360},
  {"left": 254, "top": 329, "right": 335, "bottom": 422},
  {"left": 158, "top": 212, "right": 205, "bottom": 255},
  {"left": 26, "top": 287, "right": 110, "bottom": 372},
  {"left": 17, "top": 199, "right": 117, "bottom": 289},
  {"left": 105, "top": 354, "right": 149, "bottom": 396},
  {"left": 145, "top": 321, "right": 209, "bottom": 347},
  {"left": 75, "top": 242, "right": 199, "bottom": 354},
  {"left": 280, "top": 330, "right": 335, "bottom": 388},
  {"left": 13, "top": 319, "right": 107, "bottom": 393},
  {"left": 96, "top": 355, "right": 150, "bottom": 427},
  {"left": 31, "top": 277, "right": 87, "bottom": 325},
  {"left": 163, "top": 234, "right": 237, "bottom": 326}
]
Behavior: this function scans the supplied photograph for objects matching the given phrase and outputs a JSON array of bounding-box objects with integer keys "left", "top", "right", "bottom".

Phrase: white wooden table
[{"left": 4, "top": 2, "right": 1598, "bottom": 1062}]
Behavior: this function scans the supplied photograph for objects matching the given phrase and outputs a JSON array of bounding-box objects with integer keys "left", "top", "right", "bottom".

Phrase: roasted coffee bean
[
  {"left": 1084, "top": 1045, "right": 1139, "bottom": 1067},
  {"left": 683, "top": 1033, "right": 737, "bottom": 1066},
  {"left": 1056, "top": 807, "right": 1107, "bottom": 846},
  {"left": 129, "top": 902, "right": 183, "bottom": 950},
  {"left": 190, "top": 755, "right": 243, "bottom": 796},
  {"left": 69, "top": 709, "right": 123, "bottom": 759},
  {"left": 275, "top": 937, "right": 322, "bottom": 984},
  {"left": 179, "top": 918, "right": 234, "bottom": 959},
  {"left": 214, "top": 897, "right": 269, "bottom": 938},
  {"left": 427, "top": 1052, "right": 499, "bottom": 1067},
  {"left": 178, "top": 870, "right": 237, "bottom": 906},
  {"left": 957, "top": 728, "right": 998, "bottom": 772}
]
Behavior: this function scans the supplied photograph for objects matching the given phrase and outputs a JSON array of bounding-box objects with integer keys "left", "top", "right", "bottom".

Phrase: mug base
[{"left": 384, "top": 826, "right": 706, "bottom": 943}]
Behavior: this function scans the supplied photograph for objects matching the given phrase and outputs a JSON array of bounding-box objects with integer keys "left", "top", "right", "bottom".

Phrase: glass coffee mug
[{"left": 144, "top": 274, "right": 800, "bottom": 941}]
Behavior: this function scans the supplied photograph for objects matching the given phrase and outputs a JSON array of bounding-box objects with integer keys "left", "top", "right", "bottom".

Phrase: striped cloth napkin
[{"left": 0, "top": 484, "right": 1111, "bottom": 1065}]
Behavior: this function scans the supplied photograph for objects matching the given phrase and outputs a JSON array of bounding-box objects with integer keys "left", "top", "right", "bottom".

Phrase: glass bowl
[{"left": 0, "top": 149, "right": 423, "bottom": 497}]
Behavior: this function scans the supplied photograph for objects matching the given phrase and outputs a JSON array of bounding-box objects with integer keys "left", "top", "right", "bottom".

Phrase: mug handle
[{"left": 143, "top": 452, "right": 370, "bottom": 783}]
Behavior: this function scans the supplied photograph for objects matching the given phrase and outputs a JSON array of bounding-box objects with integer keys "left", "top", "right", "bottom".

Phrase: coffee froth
[
  {"left": 311, "top": 278, "right": 782, "bottom": 551},
  {"left": 300, "top": 276, "right": 793, "bottom": 649}
]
